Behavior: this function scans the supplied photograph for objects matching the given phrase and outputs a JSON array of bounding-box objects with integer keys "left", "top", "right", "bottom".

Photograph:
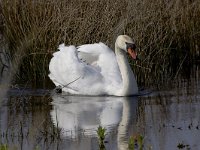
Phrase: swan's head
[{"left": 115, "top": 35, "right": 137, "bottom": 59}]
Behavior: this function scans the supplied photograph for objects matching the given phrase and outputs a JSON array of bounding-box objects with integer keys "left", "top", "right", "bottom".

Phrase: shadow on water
[{"left": 0, "top": 66, "right": 199, "bottom": 150}]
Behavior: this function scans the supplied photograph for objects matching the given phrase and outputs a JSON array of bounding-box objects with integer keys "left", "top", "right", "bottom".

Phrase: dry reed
[{"left": 0, "top": 0, "right": 199, "bottom": 87}]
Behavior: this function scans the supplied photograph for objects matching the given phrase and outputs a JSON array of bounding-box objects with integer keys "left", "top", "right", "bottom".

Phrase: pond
[{"left": 0, "top": 66, "right": 199, "bottom": 150}]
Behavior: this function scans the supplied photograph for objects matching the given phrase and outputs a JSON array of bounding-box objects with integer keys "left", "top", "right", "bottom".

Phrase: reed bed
[{"left": 0, "top": 0, "right": 199, "bottom": 87}]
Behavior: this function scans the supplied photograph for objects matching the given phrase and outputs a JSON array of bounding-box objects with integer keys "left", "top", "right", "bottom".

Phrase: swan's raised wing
[
  {"left": 49, "top": 44, "right": 105, "bottom": 95},
  {"left": 77, "top": 43, "right": 122, "bottom": 85},
  {"left": 77, "top": 43, "right": 110, "bottom": 68}
]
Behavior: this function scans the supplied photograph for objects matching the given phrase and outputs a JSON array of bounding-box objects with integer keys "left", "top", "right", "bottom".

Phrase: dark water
[{"left": 0, "top": 66, "right": 199, "bottom": 150}]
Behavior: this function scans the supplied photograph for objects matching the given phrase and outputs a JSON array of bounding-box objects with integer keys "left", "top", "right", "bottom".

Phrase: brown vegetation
[{"left": 0, "top": 0, "right": 199, "bottom": 87}]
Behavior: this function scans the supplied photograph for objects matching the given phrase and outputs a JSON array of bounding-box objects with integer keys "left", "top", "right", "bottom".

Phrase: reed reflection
[{"left": 138, "top": 76, "right": 200, "bottom": 150}]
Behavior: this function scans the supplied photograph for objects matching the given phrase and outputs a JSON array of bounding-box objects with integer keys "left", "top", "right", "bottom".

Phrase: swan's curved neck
[{"left": 115, "top": 44, "right": 138, "bottom": 96}]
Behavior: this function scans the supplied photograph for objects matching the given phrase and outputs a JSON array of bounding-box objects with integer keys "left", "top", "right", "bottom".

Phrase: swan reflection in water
[{"left": 50, "top": 95, "right": 138, "bottom": 149}]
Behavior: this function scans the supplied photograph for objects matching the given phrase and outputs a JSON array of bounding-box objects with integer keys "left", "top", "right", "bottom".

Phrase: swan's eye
[{"left": 126, "top": 43, "right": 136, "bottom": 51}]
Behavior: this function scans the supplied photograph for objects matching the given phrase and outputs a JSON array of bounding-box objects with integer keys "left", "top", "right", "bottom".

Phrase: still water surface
[{"left": 0, "top": 67, "right": 199, "bottom": 150}]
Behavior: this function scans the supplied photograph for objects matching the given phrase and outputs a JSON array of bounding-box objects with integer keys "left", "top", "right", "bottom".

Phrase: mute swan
[{"left": 49, "top": 35, "right": 138, "bottom": 96}]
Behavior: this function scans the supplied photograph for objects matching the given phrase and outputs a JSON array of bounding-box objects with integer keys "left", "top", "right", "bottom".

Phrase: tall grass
[{"left": 0, "top": 0, "right": 199, "bottom": 87}]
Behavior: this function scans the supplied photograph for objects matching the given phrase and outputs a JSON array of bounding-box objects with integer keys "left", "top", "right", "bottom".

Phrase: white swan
[{"left": 49, "top": 35, "right": 138, "bottom": 96}]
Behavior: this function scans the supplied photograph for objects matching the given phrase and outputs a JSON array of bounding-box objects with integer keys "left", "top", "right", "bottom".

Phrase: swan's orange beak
[{"left": 128, "top": 48, "right": 137, "bottom": 60}]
